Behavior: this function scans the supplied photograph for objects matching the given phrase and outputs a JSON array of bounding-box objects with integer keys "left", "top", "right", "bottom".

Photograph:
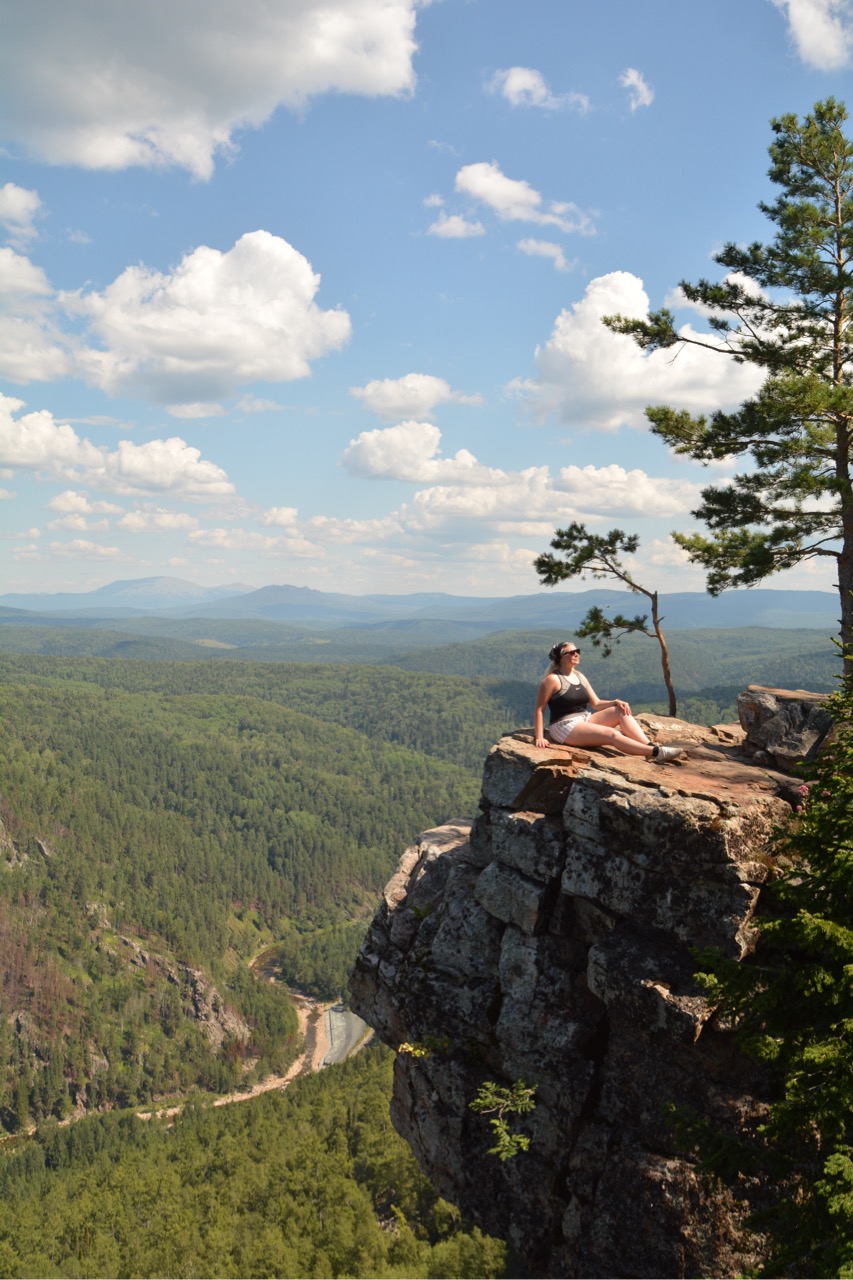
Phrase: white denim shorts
[{"left": 546, "top": 710, "right": 593, "bottom": 743}]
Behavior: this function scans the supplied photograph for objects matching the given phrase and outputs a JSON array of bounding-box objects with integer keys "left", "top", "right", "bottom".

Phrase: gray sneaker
[{"left": 653, "top": 745, "right": 684, "bottom": 763}]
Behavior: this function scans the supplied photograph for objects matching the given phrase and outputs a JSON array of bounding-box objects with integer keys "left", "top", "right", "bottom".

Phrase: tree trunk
[
  {"left": 651, "top": 593, "right": 677, "bottom": 716},
  {"left": 835, "top": 399, "right": 853, "bottom": 678},
  {"left": 838, "top": 547, "right": 853, "bottom": 679}
]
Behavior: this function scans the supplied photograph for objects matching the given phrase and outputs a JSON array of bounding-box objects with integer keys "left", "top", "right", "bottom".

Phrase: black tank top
[{"left": 548, "top": 674, "right": 589, "bottom": 722}]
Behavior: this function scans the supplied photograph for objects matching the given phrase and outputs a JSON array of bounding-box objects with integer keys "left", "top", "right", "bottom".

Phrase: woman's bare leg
[
  {"left": 587, "top": 707, "right": 650, "bottom": 746},
  {"left": 566, "top": 721, "right": 653, "bottom": 757}
]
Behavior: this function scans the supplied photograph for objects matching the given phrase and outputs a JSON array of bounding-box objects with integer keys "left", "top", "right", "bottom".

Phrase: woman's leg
[
  {"left": 587, "top": 707, "right": 650, "bottom": 746},
  {"left": 566, "top": 721, "right": 653, "bottom": 757}
]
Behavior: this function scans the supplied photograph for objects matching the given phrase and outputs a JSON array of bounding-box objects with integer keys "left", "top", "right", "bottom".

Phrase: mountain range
[{"left": 0, "top": 576, "right": 840, "bottom": 632}]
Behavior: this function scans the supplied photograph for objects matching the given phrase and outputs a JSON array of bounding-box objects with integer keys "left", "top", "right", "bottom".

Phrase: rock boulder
[{"left": 737, "top": 684, "right": 832, "bottom": 769}]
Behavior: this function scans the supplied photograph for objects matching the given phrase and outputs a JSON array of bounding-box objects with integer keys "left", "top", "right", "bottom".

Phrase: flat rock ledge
[{"left": 351, "top": 713, "right": 802, "bottom": 1279}]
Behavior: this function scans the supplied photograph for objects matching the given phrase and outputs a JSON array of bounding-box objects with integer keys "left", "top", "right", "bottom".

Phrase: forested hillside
[
  {"left": 0, "top": 655, "right": 527, "bottom": 1130},
  {"left": 0, "top": 1046, "right": 508, "bottom": 1278},
  {"left": 0, "top": 623, "right": 836, "bottom": 725}
]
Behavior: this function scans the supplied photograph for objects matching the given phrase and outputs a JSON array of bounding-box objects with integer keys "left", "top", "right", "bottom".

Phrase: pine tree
[
  {"left": 605, "top": 99, "right": 853, "bottom": 673},
  {"left": 534, "top": 523, "right": 678, "bottom": 715}
]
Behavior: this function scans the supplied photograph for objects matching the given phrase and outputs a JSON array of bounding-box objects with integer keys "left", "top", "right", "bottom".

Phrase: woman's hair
[{"left": 545, "top": 641, "right": 577, "bottom": 676}]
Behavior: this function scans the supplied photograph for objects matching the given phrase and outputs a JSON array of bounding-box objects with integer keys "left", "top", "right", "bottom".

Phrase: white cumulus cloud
[
  {"left": 118, "top": 508, "right": 200, "bottom": 532},
  {"left": 4, "top": 232, "right": 350, "bottom": 407},
  {"left": 402, "top": 460, "right": 700, "bottom": 531},
  {"left": 488, "top": 67, "right": 589, "bottom": 113},
  {"left": 619, "top": 67, "right": 654, "bottom": 111},
  {"left": 341, "top": 422, "right": 504, "bottom": 483},
  {"left": 0, "top": 183, "right": 42, "bottom": 245},
  {"left": 554, "top": 464, "right": 702, "bottom": 518},
  {"left": 427, "top": 212, "right": 486, "bottom": 238},
  {"left": 513, "top": 271, "right": 764, "bottom": 431},
  {"left": 62, "top": 230, "right": 351, "bottom": 407},
  {"left": 772, "top": 0, "right": 853, "bottom": 68},
  {"left": 350, "top": 373, "right": 483, "bottom": 422},
  {"left": 0, "top": 247, "right": 52, "bottom": 301},
  {"left": 0, "top": 0, "right": 421, "bottom": 178},
  {"left": 0, "top": 247, "right": 70, "bottom": 383},
  {"left": 455, "top": 161, "right": 595, "bottom": 235},
  {"left": 260, "top": 507, "right": 300, "bottom": 528},
  {"left": 47, "top": 490, "right": 121, "bottom": 514},
  {"left": 104, "top": 438, "right": 235, "bottom": 496},
  {"left": 0, "top": 395, "right": 103, "bottom": 475},
  {"left": 645, "top": 538, "right": 694, "bottom": 569},
  {"left": 0, "top": 393, "right": 235, "bottom": 496},
  {"left": 340, "top": 447, "right": 702, "bottom": 534},
  {"left": 518, "top": 238, "right": 574, "bottom": 272},
  {"left": 304, "top": 513, "right": 402, "bottom": 545},
  {"left": 47, "top": 513, "right": 110, "bottom": 532},
  {"left": 189, "top": 525, "right": 318, "bottom": 558}
]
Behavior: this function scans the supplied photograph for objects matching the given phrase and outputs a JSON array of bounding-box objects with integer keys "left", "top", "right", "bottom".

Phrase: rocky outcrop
[
  {"left": 737, "top": 684, "right": 831, "bottom": 770},
  {"left": 351, "top": 712, "right": 803, "bottom": 1279},
  {"left": 113, "top": 933, "right": 250, "bottom": 1049},
  {"left": 0, "top": 816, "right": 27, "bottom": 868}
]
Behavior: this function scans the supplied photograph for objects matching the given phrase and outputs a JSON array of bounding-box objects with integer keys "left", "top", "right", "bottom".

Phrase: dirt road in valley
[
  {"left": 135, "top": 988, "right": 370, "bottom": 1123},
  {"left": 208, "top": 990, "right": 332, "bottom": 1109},
  {"left": 0, "top": 976, "right": 370, "bottom": 1141}
]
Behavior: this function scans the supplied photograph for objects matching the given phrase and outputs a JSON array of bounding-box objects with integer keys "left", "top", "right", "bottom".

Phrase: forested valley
[
  {"left": 0, "top": 1046, "right": 507, "bottom": 1278},
  {"left": 0, "top": 653, "right": 521, "bottom": 1276},
  {"left": 0, "top": 654, "right": 530, "bottom": 1122},
  {"left": 0, "top": 620, "right": 836, "bottom": 726}
]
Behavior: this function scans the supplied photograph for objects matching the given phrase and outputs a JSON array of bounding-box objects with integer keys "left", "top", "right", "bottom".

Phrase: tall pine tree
[{"left": 606, "top": 99, "right": 853, "bottom": 672}]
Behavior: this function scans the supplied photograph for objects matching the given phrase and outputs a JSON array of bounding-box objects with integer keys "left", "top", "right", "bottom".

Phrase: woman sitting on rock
[{"left": 533, "top": 641, "right": 683, "bottom": 763}]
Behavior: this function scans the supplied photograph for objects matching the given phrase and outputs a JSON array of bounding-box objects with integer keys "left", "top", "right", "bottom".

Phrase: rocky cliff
[{"left": 350, "top": 694, "right": 818, "bottom": 1279}]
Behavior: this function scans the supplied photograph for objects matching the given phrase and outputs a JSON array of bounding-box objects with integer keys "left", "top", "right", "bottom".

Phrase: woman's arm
[
  {"left": 582, "top": 675, "right": 630, "bottom": 716},
  {"left": 533, "top": 675, "right": 559, "bottom": 747}
]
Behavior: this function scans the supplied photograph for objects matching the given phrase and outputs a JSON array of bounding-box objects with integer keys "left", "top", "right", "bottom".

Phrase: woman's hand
[
  {"left": 533, "top": 736, "right": 549, "bottom": 748},
  {"left": 614, "top": 699, "right": 631, "bottom": 716}
]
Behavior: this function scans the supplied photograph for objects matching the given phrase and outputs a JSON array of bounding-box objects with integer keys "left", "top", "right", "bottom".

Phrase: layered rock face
[
  {"left": 737, "top": 684, "right": 831, "bottom": 770},
  {"left": 351, "top": 707, "right": 808, "bottom": 1279}
]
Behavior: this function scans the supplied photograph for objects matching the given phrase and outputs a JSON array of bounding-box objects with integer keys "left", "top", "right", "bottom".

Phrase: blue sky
[{"left": 1, "top": 0, "right": 851, "bottom": 598}]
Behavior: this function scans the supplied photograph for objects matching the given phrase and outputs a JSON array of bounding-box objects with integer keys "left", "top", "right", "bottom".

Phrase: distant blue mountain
[
  {"left": 0, "top": 577, "right": 839, "bottom": 632},
  {"left": 167, "top": 583, "right": 492, "bottom": 625},
  {"left": 0, "top": 576, "right": 255, "bottom": 615}
]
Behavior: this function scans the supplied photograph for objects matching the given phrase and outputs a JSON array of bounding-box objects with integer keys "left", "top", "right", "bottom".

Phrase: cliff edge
[{"left": 350, "top": 695, "right": 816, "bottom": 1278}]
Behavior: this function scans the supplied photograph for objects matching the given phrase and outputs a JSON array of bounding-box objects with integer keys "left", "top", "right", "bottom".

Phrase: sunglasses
[{"left": 560, "top": 648, "right": 580, "bottom": 658}]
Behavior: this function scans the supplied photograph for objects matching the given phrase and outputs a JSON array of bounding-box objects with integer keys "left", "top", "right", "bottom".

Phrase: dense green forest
[
  {"left": 0, "top": 1046, "right": 508, "bottom": 1278},
  {"left": 0, "top": 653, "right": 519, "bottom": 1275},
  {"left": 0, "top": 653, "right": 529, "bottom": 771},
  {"left": 0, "top": 622, "right": 836, "bottom": 723},
  {"left": 0, "top": 654, "right": 526, "bottom": 1128}
]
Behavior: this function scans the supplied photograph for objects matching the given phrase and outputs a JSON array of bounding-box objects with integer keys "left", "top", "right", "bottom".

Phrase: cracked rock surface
[{"left": 350, "top": 709, "right": 805, "bottom": 1278}]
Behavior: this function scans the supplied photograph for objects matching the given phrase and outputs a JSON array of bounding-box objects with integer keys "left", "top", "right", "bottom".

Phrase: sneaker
[{"left": 653, "top": 745, "right": 684, "bottom": 763}]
